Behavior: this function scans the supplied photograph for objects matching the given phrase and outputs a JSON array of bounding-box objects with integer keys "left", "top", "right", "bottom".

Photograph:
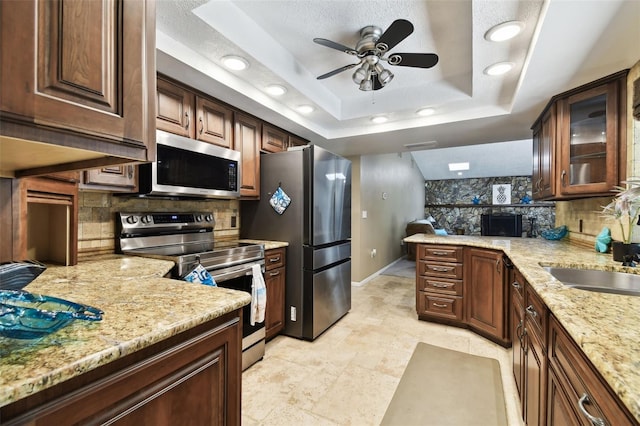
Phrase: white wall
[{"left": 350, "top": 152, "right": 425, "bottom": 282}]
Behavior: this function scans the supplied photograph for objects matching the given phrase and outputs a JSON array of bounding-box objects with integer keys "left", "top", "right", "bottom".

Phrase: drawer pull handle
[
  {"left": 431, "top": 266, "right": 452, "bottom": 272},
  {"left": 199, "top": 117, "right": 204, "bottom": 134},
  {"left": 511, "top": 281, "right": 521, "bottom": 290},
  {"left": 431, "top": 282, "right": 453, "bottom": 288},
  {"left": 577, "top": 394, "right": 605, "bottom": 426},
  {"left": 270, "top": 257, "right": 281, "bottom": 262},
  {"left": 269, "top": 271, "right": 280, "bottom": 277},
  {"left": 432, "top": 302, "right": 447, "bottom": 308},
  {"left": 185, "top": 112, "right": 190, "bottom": 130},
  {"left": 431, "top": 251, "right": 449, "bottom": 256},
  {"left": 526, "top": 305, "right": 538, "bottom": 318}
]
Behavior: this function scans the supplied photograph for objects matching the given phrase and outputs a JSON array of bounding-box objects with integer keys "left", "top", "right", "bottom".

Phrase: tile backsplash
[{"left": 78, "top": 192, "right": 239, "bottom": 260}]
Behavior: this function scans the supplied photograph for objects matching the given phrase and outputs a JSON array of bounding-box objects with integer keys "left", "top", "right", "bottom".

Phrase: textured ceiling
[{"left": 156, "top": 0, "right": 640, "bottom": 179}]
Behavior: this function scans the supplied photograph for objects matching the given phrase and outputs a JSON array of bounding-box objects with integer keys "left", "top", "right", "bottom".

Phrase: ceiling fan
[{"left": 313, "top": 19, "right": 439, "bottom": 91}]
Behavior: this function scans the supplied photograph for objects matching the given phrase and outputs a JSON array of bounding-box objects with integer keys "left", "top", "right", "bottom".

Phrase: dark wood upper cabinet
[
  {"left": 261, "top": 124, "right": 288, "bottom": 153},
  {"left": 531, "top": 70, "right": 628, "bottom": 200},
  {"left": 0, "top": 0, "right": 156, "bottom": 177},
  {"left": 234, "top": 113, "right": 261, "bottom": 198},
  {"left": 157, "top": 76, "right": 234, "bottom": 149}
]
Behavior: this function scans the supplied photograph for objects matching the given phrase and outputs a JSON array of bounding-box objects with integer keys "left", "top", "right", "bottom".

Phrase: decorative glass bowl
[
  {"left": 0, "top": 290, "right": 103, "bottom": 339},
  {"left": 541, "top": 225, "right": 568, "bottom": 241}
]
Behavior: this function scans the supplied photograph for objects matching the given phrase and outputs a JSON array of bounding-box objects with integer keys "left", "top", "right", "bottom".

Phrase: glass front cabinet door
[{"left": 558, "top": 80, "right": 622, "bottom": 196}]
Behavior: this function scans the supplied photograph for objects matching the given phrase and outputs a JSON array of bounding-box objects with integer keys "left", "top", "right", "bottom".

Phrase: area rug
[
  {"left": 381, "top": 342, "right": 508, "bottom": 426},
  {"left": 381, "top": 259, "right": 416, "bottom": 279}
]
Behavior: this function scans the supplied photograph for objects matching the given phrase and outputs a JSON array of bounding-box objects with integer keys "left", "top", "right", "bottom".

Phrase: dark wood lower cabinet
[{"left": 1, "top": 311, "right": 243, "bottom": 425}]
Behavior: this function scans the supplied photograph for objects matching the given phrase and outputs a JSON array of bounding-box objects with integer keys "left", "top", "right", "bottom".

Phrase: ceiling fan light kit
[{"left": 314, "top": 19, "right": 438, "bottom": 91}]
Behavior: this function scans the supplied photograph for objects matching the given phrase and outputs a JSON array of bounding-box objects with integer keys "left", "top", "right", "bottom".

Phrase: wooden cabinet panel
[
  {"left": 234, "top": 113, "right": 261, "bottom": 198},
  {"left": 196, "top": 97, "right": 233, "bottom": 148},
  {"left": 417, "top": 293, "right": 463, "bottom": 321},
  {"left": 532, "top": 104, "right": 557, "bottom": 199},
  {"left": 287, "top": 134, "right": 307, "bottom": 148},
  {"left": 417, "top": 276, "right": 463, "bottom": 296},
  {"left": 548, "top": 315, "right": 637, "bottom": 425},
  {"left": 525, "top": 327, "right": 545, "bottom": 426},
  {"left": 82, "top": 165, "right": 137, "bottom": 192},
  {"left": 0, "top": 0, "right": 155, "bottom": 174},
  {"left": 156, "top": 77, "right": 195, "bottom": 138},
  {"left": 1, "top": 313, "right": 242, "bottom": 425},
  {"left": 264, "top": 248, "right": 286, "bottom": 340},
  {"left": 417, "top": 261, "right": 463, "bottom": 279},
  {"left": 417, "top": 244, "right": 464, "bottom": 262},
  {"left": 547, "top": 367, "right": 582, "bottom": 426},
  {"left": 465, "top": 248, "right": 506, "bottom": 341},
  {"left": 511, "top": 292, "right": 525, "bottom": 416},
  {"left": 261, "top": 124, "right": 288, "bottom": 153}
]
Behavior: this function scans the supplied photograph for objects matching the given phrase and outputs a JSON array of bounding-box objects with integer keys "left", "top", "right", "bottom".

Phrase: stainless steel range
[{"left": 116, "top": 211, "right": 265, "bottom": 371}]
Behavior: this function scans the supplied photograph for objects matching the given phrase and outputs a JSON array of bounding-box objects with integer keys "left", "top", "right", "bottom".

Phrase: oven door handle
[{"left": 209, "top": 261, "right": 265, "bottom": 284}]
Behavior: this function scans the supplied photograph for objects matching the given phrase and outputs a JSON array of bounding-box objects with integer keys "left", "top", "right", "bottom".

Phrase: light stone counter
[
  {"left": 240, "top": 239, "right": 289, "bottom": 250},
  {"left": 404, "top": 234, "right": 640, "bottom": 422},
  {"left": 0, "top": 256, "right": 251, "bottom": 408}
]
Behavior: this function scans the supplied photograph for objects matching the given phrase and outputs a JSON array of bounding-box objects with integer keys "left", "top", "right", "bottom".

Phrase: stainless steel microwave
[{"left": 137, "top": 130, "right": 241, "bottom": 199}]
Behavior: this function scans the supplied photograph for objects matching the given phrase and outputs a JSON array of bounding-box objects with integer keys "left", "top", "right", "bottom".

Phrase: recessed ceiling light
[
  {"left": 266, "top": 84, "right": 287, "bottom": 96},
  {"left": 484, "top": 62, "right": 514, "bottom": 76},
  {"left": 448, "top": 162, "right": 470, "bottom": 171},
  {"left": 297, "top": 105, "right": 314, "bottom": 114},
  {"left": 371, "top": 116, "right": 388, "bottom": 124},
  {"left": 416, "top": 107, "right": 435, "bottom": 117},
  {"left": 221, "top": 55, "right": 248, "bottom": 71},
  {"left": 485, "top": 21, "right": 524, "bottom": 42}
]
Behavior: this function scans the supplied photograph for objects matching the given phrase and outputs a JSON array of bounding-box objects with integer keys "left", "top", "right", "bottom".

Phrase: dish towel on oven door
[{"left": 250, "top": 264, "right": 266, "bottom": 325}]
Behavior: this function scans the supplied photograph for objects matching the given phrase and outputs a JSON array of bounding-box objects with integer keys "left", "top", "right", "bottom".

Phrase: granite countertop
[
  {"left": 404, "top": 234, "right": 640, "bottom": 422},
  {"left": 240, "top": 239, "right": 289, "bottom": 250},
  {"left": 0, "top": 256, "right": 251, "bottom": 408}
]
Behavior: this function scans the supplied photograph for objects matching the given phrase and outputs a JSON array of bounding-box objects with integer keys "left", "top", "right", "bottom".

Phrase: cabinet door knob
[
  {"left": 560, "top": 169, "right": 567, "bottom": 187},
  {"left": 511, "top": 281, "right": 521, "bottom": 290},
  {"left": 577, "top": 394, "right": 605, "bottom": 426}
]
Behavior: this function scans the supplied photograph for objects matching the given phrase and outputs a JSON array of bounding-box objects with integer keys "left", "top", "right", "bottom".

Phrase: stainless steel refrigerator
[{"left": 240, "top": 145, "right": 351, "bottom": 340}]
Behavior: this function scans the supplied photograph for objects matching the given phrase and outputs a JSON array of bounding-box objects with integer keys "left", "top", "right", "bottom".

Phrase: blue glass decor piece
[
  {"left": 0, "top": 290, "right": 103, "bottom": 339},
  {"left": 472, "top": 196, "right": 481, "bottom": 205},
  {"left": 595, "top": 227, "right": 612, "bottom": 253},
  {"left": 540, "top": 225, "right": 568, "bottom": 240},
  {"left": 520, "top": 195, "right": 532, "bottom": 204}
]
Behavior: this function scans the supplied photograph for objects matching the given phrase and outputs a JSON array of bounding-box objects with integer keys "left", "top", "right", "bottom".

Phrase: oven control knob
[
  {"left": 195, "top": 214, "right": 203, "bottom": 222},
  {"left": 125, "top": 215, "right": 138, "bottom": 224},
  {"left": 141, "top": 215, "right": 153, "bottom": 224},
  {"left": 205, "top": 214, "right": 213, "bottom": 222}
]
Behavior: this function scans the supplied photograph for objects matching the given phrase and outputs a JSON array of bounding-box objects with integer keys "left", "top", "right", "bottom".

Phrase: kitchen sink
[{"left": 543, "top": 267, "right": 640, "bottom": 296}]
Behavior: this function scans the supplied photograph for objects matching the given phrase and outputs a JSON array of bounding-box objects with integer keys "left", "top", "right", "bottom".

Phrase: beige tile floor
[{"left": 242, "top": 272, "right": 525, "bottom": 426}]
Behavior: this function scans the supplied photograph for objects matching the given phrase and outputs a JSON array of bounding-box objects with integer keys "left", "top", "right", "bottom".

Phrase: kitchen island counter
[
  {"left": 404, "top": 234, "right": 640, "bottom": 423},
  {"left": 0, "top": 256, "right": 251, "bottom": 409}
]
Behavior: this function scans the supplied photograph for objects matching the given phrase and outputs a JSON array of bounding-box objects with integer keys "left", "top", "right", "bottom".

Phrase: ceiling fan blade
[
  {"left": 316, "top": 63, "right": 359, "bottom": 80},
  {"left": 313, "top": 38, "right": 358, "bottom": 55},
  {"left": 375, "top": 19, "right": 414, "bottom": 52},
  {"left": 387, "top": 53, "right": 439, "bottom": 69}
]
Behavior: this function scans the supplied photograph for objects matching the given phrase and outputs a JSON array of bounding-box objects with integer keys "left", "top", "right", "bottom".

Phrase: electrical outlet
[
  {"left": 231, "top": 216, "right": 237, "bottom": 228},
  {"left": 371, "top": 248, "right": 377, "bottom": 258},
  {"left": 290, "top": 306, "right": 297, "bottom": 321}
]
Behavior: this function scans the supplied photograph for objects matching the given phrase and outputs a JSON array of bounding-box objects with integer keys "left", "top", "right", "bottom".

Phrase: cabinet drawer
[
  {"left": 417, "top": 293, "right": 463, "bottom": 321},
  {"left": 524, "top": 285, "right": 547, "bottom": 343},
  {"left": 418, "top": 245, "right": 464, "bottom": 262},
  {"left": 418, "top": 261, "right": 463, "bottom": 279},
  {"left": 265, "top": 248, "right": 285, "bottom": 271},
  {"left": 548, "top": 315, "right": 635, "bottom": 425},
  {"left": 417, "top": 277, "right": 463, "bottom": 296}
]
